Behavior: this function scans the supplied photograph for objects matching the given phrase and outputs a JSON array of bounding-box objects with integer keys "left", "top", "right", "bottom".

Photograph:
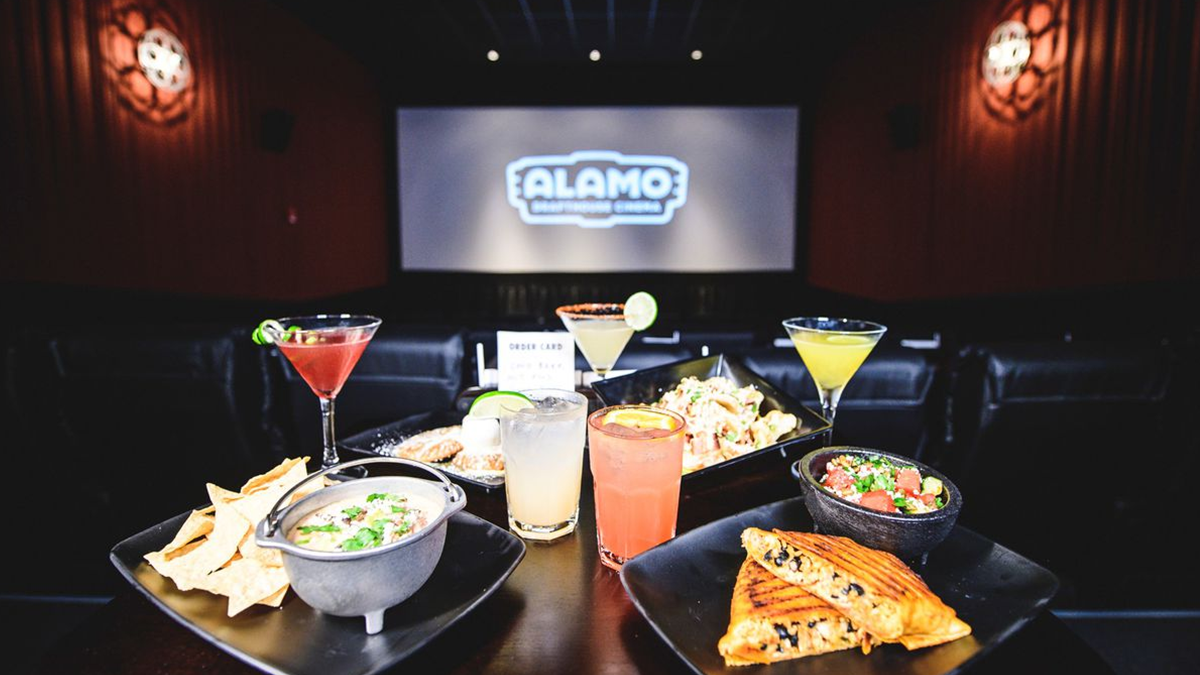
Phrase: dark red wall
[
  {"left": 0, "top": 0, "right": 387, "bottom": 300},
  {"left": 808, "top": 0, "right": 1200, "bottom": 301}
]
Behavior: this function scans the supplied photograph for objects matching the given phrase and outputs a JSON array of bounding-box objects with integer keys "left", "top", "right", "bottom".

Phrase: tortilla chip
[
  {"left": 257, "top": 585, "right": 289, "bottom": 608},
  {"left": 155, "top": 510, "right": 215, "bottom": 557},
  {"left": 143, "top": 457, "right": 321, "bottom": 615},
  {"left": 144, "top": 539, "right": 208, "bottom": 578},
  {"left": 160, "top": 486, "right": 250, "bottom": 591},
  {"left": 238, "top": 529, "right": 283, "bottom": 568},
  {"left": 204, "top": 557, "right": 291, "bottom": 617},
  {"left": 240, "top": 457, "right": 309, "bottom": 494},
  {"left": 290, "top": 475, "right": 333, "bottom": 503},
  {"left": 228, "top": 461, "right": 309, "bottom": 526}
]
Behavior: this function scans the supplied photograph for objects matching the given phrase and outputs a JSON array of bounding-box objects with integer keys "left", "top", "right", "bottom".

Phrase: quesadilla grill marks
[
  {"left": 719, "top": 557, "right": 875, "bottom": 666},
  {"left": 741, "top": 528, "right": 969, "bottom": 645}
]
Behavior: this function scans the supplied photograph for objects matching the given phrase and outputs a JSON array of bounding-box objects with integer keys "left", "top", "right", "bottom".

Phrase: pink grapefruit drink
[{"left": 588, "top": 405, "right": 686, "bottom": 571}]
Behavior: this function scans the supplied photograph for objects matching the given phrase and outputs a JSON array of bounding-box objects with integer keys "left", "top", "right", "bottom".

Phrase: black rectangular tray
[
  {"left": 620, "top": 496, "right": 1059, "bottom": 675},
  {"left": 111, "top": 507, "right": 525, "bottom": 675},
  {"left": 340, "top": 410, "right": 504, "bottom": 490},
  {"left": 592, "top": 354, "right": 831, "bottom": 482}
]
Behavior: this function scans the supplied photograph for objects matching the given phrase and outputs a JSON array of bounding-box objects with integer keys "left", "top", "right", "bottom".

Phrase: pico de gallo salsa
[{"left": 819, "top": 454, "right": 945, "bottom": 514}]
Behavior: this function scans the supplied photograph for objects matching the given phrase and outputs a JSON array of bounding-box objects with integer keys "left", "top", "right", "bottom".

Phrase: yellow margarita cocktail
[
  {"left": 782, "top": 317, "right": 886, "bottom": 427},
  {"left": 556, "top": 293, "right": 657, "bottom": 380}
]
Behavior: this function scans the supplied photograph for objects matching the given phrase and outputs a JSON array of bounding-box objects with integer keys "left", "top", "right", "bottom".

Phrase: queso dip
[{"left": 288, "top": 491, "right": 440, "bottom": 552}]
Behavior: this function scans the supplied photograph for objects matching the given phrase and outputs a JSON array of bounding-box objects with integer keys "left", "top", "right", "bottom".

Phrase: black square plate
[
  {"left": 340, "top": 410, "right": 504, "bottom": 490},
  {"left": 620, "top": 497, "right": 1059, "bottom": 675},
  {"left": 592, "top": 354, "right": 830, "bottom": 482},
  {"left": 110, "top": 508, "right": 525, "bottom": 675}
]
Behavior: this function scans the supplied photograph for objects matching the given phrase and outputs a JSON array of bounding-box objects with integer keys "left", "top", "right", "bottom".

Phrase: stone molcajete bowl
[{"left": 792, "top": 446, "right": 962, "bottom": 562}]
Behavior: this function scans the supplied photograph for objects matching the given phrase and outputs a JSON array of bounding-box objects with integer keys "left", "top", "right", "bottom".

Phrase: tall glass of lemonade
[
  {"left": 781, "top": 317, "right": 887, "bottom": 427},
  {"left": 499, "top": 389, "right": 588, "bottom": 541},
  {"left": 588, "top": 405, "right": 686, "bottom": 570}
]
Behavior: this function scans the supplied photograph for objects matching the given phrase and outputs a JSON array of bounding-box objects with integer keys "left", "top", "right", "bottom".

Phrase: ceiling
[{"left": 272, "top": 1, "right": 908, "bottom": 82}]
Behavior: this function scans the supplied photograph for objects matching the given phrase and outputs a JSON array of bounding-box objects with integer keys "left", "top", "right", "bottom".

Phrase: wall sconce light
[
  {"left": 137, "top": 27, "right": 191, "bottom": 92},
  {"left": 979, "top": 0, "right": 1068, "bottom": 123},
  {"left": 982, "top": 21, "right": 1031, "bottom": 86},
  {"left": 105, "top": 2, "right": 196, "bottom": 125}
]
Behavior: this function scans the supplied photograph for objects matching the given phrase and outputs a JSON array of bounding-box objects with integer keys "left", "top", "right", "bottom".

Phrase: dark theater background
[{"left": 1, "top": 1, "right": 1198, "bottom": 674}]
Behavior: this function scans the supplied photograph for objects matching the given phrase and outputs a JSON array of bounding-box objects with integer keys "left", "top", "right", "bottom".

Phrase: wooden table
[{"left": 36, "top": 450, "right": 1114, "bottom": 675}]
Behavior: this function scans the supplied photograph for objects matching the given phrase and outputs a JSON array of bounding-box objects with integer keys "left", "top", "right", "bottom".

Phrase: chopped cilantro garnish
[
  {"left": 894, "top": 496, "right": 908, "bottom": 510},
  {"left": 366, "top": 493, "right": 396, "bottom": 502},
  {"left": 341, "top": 526, "right": 383, "bottom": 551},
  {"left": 297, "top": 538, "right": 310, "bottom": 545},
  {"left": 874, "top": 473, "right": 895, "bottom": 492},
  {"left": 299, "top": 523, "right": 340, "bottom": 534},
  {"left": 391, "top": 505, "right": 407, "bottom": 514},
  {"left": 690, "top": 391, "right": 703, "bottom": 402},
  {"left": 935, "top": 496, "right": 944, "bottom": 508},
  {"left": 854, "top": 474, "right": 874, "bottom": 493},
  {"left": 341, "top": 506, "right": 364, "bottom": 519},
  {"left": 724, "top": 431, "right": 738, "bottom": 442}
]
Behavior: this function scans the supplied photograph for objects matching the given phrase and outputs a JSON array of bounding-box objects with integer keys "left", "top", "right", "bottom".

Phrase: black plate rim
[
  {"left": 339, "top": 409, "right": 504, "bottom": 491},
  {"left": 110, "top": 508, "right": 526, "bottom": 675},
  {"left": 620, "top": 496, "right": 1059, "bottom": 675},
  {"left": 592, "top": 353, "right": 832, "bottom": 481}
]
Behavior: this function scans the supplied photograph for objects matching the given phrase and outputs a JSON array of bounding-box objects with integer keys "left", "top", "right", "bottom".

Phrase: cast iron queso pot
[{"left": 255, "top": 457, "right": 467, "bottom": 634}]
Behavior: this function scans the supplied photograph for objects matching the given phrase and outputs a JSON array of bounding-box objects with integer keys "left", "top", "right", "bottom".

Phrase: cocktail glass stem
[
  {"left": 817, "top": 385, "right": 844, "bottom": 427},
  {"left": 319, "top": 397, "right": 338, "bottom": 470}
]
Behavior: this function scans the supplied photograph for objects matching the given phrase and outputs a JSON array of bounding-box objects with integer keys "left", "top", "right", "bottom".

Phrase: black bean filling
[{"left": 772, "top": 623, "right": 801, "bottom": 649}]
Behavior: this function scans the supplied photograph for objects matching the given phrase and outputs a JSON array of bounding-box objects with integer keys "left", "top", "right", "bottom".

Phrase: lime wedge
[
  {"left": 624, "top": 291, "right": 657, "bottom": 331},
  {"left": 468, "top": 390, "right": 533, "bottom": 417},
  {"left": 252, "top": 319, "right": 285, "bottom": 345}
]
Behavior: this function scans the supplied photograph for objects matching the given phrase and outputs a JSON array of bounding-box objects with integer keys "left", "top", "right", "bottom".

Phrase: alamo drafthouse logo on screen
[{"left": 505, "top": 151, "right": 689, "bottom": 228}]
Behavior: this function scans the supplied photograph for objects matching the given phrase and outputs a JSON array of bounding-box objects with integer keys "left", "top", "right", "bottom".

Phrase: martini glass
[
  {"left": 781, "top": 317, "right": 887, "bottom": 428},
  {"left": 556, "top": 303, "right": 635, "bottom": 380},
  {"left": 262, "top": 315, "right": 381, "bottom": 472}
]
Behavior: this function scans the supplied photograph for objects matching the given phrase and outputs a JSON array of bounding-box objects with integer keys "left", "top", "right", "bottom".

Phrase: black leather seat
[
  {"left": 5, "top": 323, "right": 270, "bottom": 595},
  {"left": 948, "top": 340, "right": 1181, "bottom": 608},
  {"left": 743, "top": 341, "right": 939, "bottom": 460},
  {"left": 276, "top": 325, "right": 466, "bottom": 458}
]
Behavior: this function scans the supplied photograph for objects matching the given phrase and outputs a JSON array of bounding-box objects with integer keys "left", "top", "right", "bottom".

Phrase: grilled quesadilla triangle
[
  {"left": 719, "top": 556, "right": 875, "bottom": 666},
  {"left": 740, "top": 528, "right": 971, "bottom": 647}
]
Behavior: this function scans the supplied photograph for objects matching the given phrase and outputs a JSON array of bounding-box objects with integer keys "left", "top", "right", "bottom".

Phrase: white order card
[{"left": 496, "top": 331, "right": 576, "bottom": 392}]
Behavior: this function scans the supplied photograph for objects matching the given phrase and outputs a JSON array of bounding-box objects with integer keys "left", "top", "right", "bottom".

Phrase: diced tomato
[
  {"left": 896, "top": 469, "right": 921, "bottom": 494},
  {"left": 859, "top": 490, "right": 898, "bottom": 513},
  {"left": 915, "top": 492, "right": 936, "bottom": 506},
  {"left": 825, "top": 467, "right": 853, "bottom": 490}
]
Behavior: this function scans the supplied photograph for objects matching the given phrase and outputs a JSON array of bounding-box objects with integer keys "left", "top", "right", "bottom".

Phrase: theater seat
[
  {"left": 276, "top": 325, "right": 465, "bottom": 458},
  {"left": 6, "top": 323, "right": 269, "bottom": 595},
  {"left": 948, "top": 340, "right": 1181, "bottom": 608},
  {"left": 743, "top": 342, "right": 938, "bottom": 460}
]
